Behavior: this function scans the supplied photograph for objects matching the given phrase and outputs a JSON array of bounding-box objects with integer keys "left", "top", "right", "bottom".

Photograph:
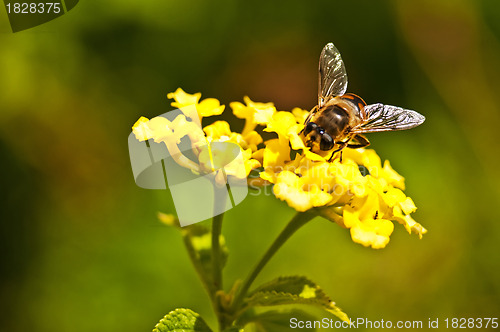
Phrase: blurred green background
[{"left": 1, "top": 0, "right": 500, "bottom": 331}]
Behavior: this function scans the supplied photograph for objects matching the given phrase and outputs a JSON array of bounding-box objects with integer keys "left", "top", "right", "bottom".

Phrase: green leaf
[
  {"left": 237, "top": 307, "right": 320, "bottom": 332},
  {"left": 153, "top": 308, "right": 213, "bottom": 332},
  {"left": 248, "top": 276, "right": 325, "bottom": 297},
  {"left": 243, "top": 276, "right": 349, "bottom": 323}
]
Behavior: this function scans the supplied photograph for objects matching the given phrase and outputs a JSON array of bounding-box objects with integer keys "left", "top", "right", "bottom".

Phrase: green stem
[
  {"left": 211, "top": 185, "right": 228, "bottom": 331},
  {"left": 230, "top": 211, "right": 316, "bottom": 312},
  {"left": 212, "top": 211, "right": 224, "bottom": 292}
]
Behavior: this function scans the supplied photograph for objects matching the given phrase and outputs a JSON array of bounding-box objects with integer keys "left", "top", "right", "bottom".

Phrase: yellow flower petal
[
  {"left": 198, "top": 98, "right": 225, "bottom": 117},
  {"left": 343, "top": 148, "right": 382, "bottom": 170},
  {"left": 167, "top": 88, "right": 201, "bottom": 108},
  {"left": 262, "top": 138, "right": 290, "bottom": 169},
  {"left": 400, "top": 197, "right": 417, "bottom": 215},
  {"left": 244, "top": 96, "right": 276, "bottom": 124},
  {"left": 132, "top": 116, "right": 153, "bottom": 141},
  {"left": 230, "top": 96, "right": 276, "bottom": 136},
  {"left": 168, "top": 88, "right": 225, "bottom": 121},
  {"left": 264, "top": 111, "right": 297, "bottom": 138},
  {"left": 170, "top": 115, "right": 206, "bottom": 146},
  {"left": 289, "top": 131, "right": 306, "bottom": 150},
  {"left": 392, "top": 205, "right": 427, "bottom": 238},
  {"left": 252, "top": 148, "right": 264, "bottom": 162},
  {"left": 383, "top": 188, "right": 407, "bottom": 208},
  {"left": 243, "top": 131, "right": 264, "bottom": 150},
  {"left": 144, "top": 116, "right": 175, "bottom": 143},
  {"left": 273, "top": 171, "right": 332, "bottom": 212},
  {"left": 381, "top": 160, "right": 405, "bottom": 190},
  {"left": 343, "top": 207, "right": 360, "bottom": 229},
  {"left": 291, "top": 107, "right": 309, "bottom": 124},
  {"left": 204, "top": 121, "right": 232, "bottom": 140},
  {"left": 350, "top": 219, "right": 394, "bottom": 249},
  {"left": 245, "top": 158, "right": 262, "bottom": 176}
]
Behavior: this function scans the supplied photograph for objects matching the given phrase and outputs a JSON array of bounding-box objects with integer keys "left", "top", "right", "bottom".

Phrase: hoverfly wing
[
  {"left": 352, "top": 103, "right": 425, "bottom": 133},
  {"left": 318, "top": 43, "right": 348, "bottom": 107}
]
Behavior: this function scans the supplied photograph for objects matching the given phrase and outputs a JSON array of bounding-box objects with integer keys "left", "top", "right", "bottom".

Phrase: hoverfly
[{"left": 302, "top": 42, "right": 425, "bottom": 161}]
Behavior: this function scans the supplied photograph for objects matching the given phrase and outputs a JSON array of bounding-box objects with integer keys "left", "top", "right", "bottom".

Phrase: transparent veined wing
[
  {"left": 352, "top": 103, "right": 425, "bottom": 133},
  {"left": 318, "top": 43, "right": 348, "bottom": 107}
]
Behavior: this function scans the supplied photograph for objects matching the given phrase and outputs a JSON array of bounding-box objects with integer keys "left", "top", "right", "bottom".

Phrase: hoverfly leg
[
  {"left": 328, "top": 141, "right": 347, "bottom": 162},
  {"left": 346, "top": 134, "right": 370, "bottom": 149},
  {"left": 328, "top": 150, "right": 336, "bottom": 162},
  {"left": 328, "top": 135, "right": 370, "bottom": 162}
]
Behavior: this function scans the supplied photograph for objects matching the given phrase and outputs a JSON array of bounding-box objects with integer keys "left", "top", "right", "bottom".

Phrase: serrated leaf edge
[
  {"left": 243, "top": 276, "right": 350, "bottom": 323},
  {"left": 248, "top": 275, "right": 318, "bottom": 296},
  {"left": 152, "top": 308, "right": 213, "bottom": 332}
]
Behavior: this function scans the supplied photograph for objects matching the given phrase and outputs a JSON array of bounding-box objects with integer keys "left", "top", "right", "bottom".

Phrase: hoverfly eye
[
  {"left": 304, "top": 122, "right": 318, "bottom": 135},
  {"left": 318, "top": 128, "right": 325, "bottom": 135},
  {"left": 320, "top": 134, "right": 334, "bottom": 151}
]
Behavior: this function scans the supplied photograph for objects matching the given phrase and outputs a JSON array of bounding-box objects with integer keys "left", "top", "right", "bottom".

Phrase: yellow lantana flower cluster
[{"left": 133, "top": 88, "right": 426, "bottom": 249}]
